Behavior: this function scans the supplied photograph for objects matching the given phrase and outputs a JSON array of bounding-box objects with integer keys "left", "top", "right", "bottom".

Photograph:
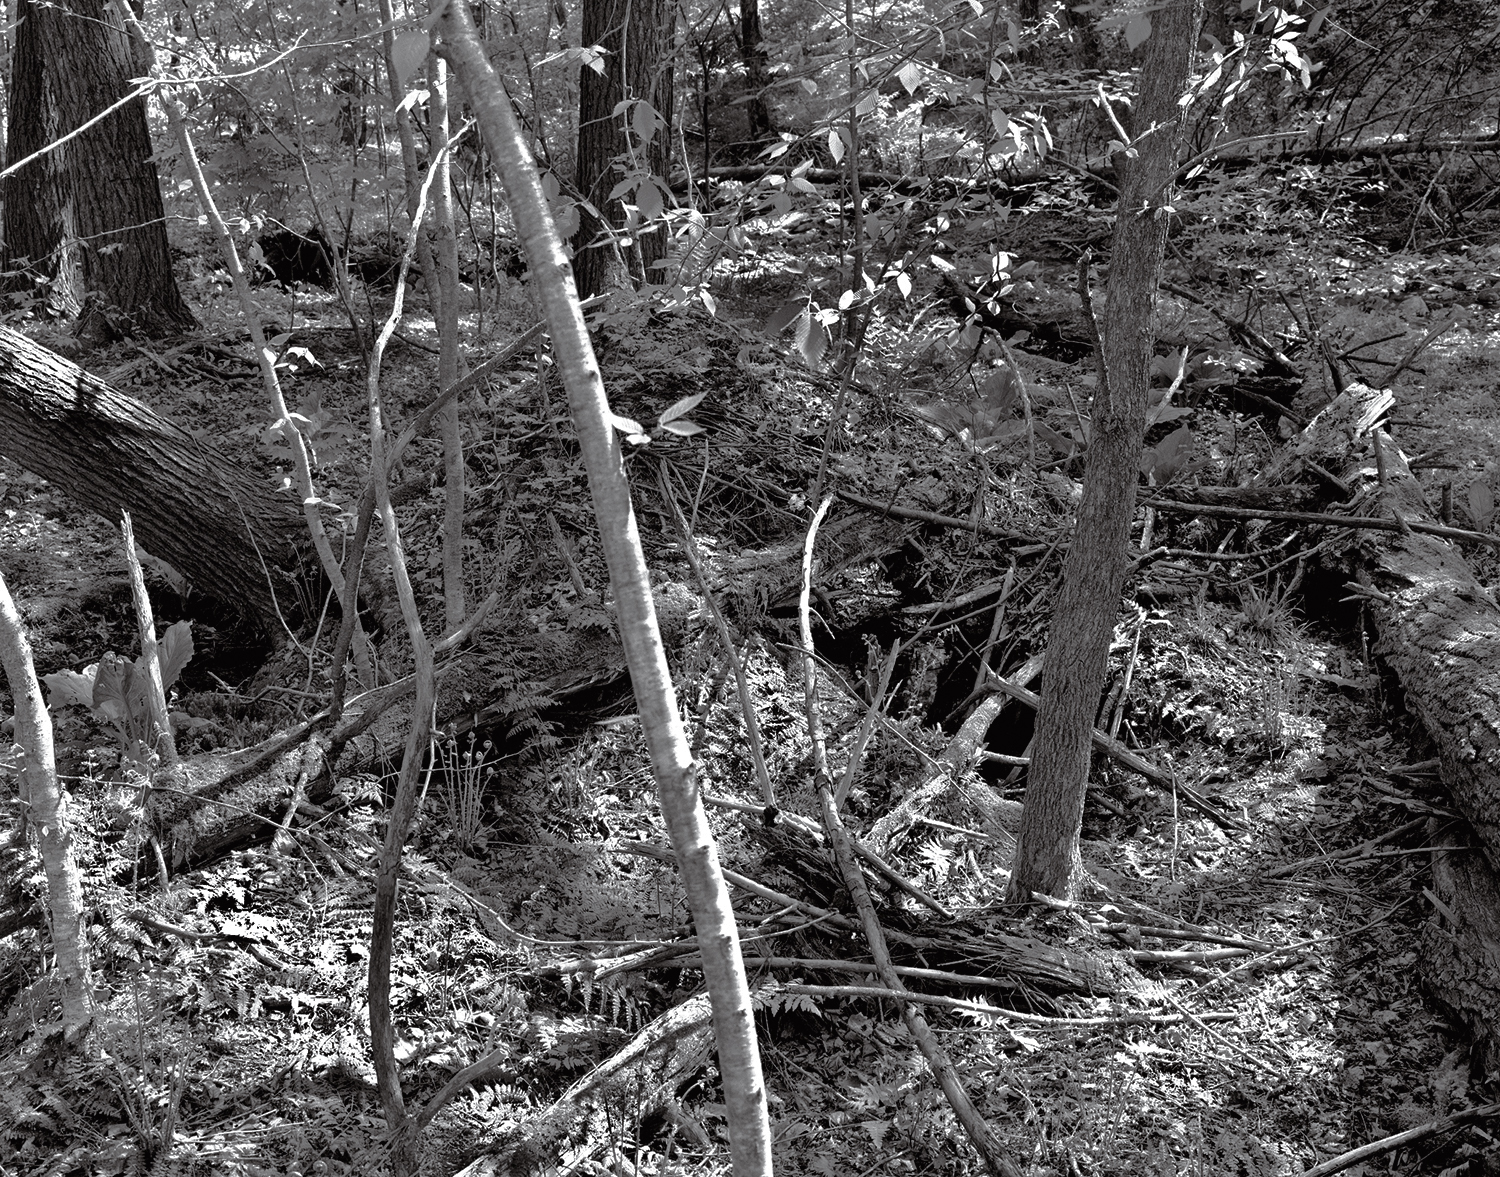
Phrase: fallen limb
[
  {"left": 1299, "top": 1100, "right": 1500, "bottom": 1177},
  {"left": 1141, "top": 497, "right": 1500, "bottom": 549},
  {"left": 836, "top": 487, "right": 1038, "bottom": 542},
  {"left": 799, "top": 498, "right": 1026, "bottom": 1177}
]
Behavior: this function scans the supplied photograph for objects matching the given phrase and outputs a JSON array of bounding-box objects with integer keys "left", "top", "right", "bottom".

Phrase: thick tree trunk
[
  {"left": 1007, "top": 0, "right": 1202, "bottom": 901},
  {"left": 0, "top": 326, "right": 313, "bottom": 632},
  {"left": 573, "top": 0, "right": 675, "bottom": 298},
  {"left": 2, "top": 0, "right": 195, "bottom": 334}
]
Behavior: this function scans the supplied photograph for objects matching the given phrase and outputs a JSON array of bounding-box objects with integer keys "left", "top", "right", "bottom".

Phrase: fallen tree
[
  {"left": 0, "top": 326, "right": 314, "bottom": 632},
  {"left": 1169, "top": 381, "right": 1500, "bottom": 1073}
]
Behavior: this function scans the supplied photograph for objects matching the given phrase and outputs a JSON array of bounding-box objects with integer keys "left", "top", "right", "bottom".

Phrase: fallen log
[
  {"left": 1284, "top": 383, "right": 1500, "bottom": 1071},
  {"left": 0, "top": 325, "right": 315, "bottom": 632}
]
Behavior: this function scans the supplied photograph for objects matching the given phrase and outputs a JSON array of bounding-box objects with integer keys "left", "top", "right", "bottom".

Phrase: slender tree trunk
[
  {"left": 739, "top": 0, "right": 772, "bottom": 140},
  {"left": 431, "top": 55, "right": 466, "bottom": 629},
  {"left": 1007, "top": 0, "right": 1202, "bottom": 902},
  {"left": 0, "top": 326, "right": 313, "bottom": 633},
  {"left": 443, "top": 7, "right": 773, "bottom": 1173},
  {"left": 2, "top": 0, "right": 194, "bottom": 334},
  {"left": 0, "top": 571, "right": 95, "bottom": 1040},
  {"left": 573, "top": 0, "right": 674, "bottom": 297}
]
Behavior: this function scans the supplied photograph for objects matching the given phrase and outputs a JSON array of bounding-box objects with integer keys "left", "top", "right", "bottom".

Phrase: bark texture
[
  {"left": 0, "top": 326, "right": 312, "bottom": 631},
  {"left": 2, "top": 0, "right": 195, "bottom": 334},
  {"left": 573, "top": 0, "right": 675, "bottom": 297},
  {"left": 1261, "top": 381, "right": 1500, "bottom": 1074},
  {"left": 1007, "top": 0, "right": 1202, "bottom": 901}
]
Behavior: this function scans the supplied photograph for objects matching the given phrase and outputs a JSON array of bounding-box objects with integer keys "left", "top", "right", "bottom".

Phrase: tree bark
[
  {"left": 573, "top": 0, "right": 675, "bottom": 297},
  {"left": 443, "top": 7, "right": 774, "bottom": 1173},
  {"left": 2, "top": 0, "right": 195, "bottom": 334},
  {"left": 1007, "top": 0, "right": 1202, "bottom": 902},
  {"left": 738, "top": 0, "right": 773, "bottom": 140},
  {"left": 0, "top": 326, "right": 313, "bottom": 632},
  {"left": 0, "top": 570, "right": 95, "bottom": 1040}
]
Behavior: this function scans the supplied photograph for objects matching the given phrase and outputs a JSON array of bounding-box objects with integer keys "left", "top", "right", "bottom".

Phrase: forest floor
[{"left": 3, "top": 167, "right": 1500, "bottom": 1177}]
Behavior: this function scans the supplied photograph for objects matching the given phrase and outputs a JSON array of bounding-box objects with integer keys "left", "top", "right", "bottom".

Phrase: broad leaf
[
  {"left": 1125, "top": 14, "right": 1151, "bottom": 49},
  {"left": 390, "top": 30, "right": 429, "bottom": 91},
  {"left": 659, "top": 391, "right": 707, "bottom": 425},
  {"left": 157, "top": 621, "right": 195, "bottom": 691},
  {"left": 42, "top": 668, "right": 97, "bottom": 709}
]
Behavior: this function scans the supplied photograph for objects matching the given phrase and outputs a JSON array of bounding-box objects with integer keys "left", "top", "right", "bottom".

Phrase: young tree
[
  {"left": 443, "top": 6, "right": 773, "bottom": 1173},
  {"left": 739, "top": 0, "right": 773, "bottom": 140},
  {"left": 0, "top": 572, "right": 95, "bottom": 1040},
  {"left": 1007, "top": 0, "right": 1204, "bottom": 902},
  {"left": 573, "top": 0, "right": 675, "bottom": 297},
  {"left": 2, "top": 0, "right": 195, "bottom": 334}
]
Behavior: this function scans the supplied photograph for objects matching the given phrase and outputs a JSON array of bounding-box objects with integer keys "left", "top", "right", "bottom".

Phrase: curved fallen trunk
[{"left": 0, "top": 326, "right": 315, "bottom": 632}]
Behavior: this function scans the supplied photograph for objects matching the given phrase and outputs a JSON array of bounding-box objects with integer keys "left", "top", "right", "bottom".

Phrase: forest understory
[{"left": 5, "top": 80, "right": 1500, "bottom": 1177}]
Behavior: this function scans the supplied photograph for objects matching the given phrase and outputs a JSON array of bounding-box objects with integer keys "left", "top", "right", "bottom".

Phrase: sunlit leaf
[
  {"left": 660, "top": 391, "right": 707, "bottom": 424},
  {"left": 390, "top": 30, "right": 429, "bottom": 91}
]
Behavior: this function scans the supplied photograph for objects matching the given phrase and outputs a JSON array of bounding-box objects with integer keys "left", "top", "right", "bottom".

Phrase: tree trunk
[
  {"left": 1007, "top": 0, "right": 1202, "bottom": 902},
  {"left": 739, "top": 0, "right": 773, "bottom": 141},
  {"left": 2, "top": 0, "right": 195, "bottom": 335},
  {"left": 444, "top": 6, "right": 774, "bottom": 1172},
  {"left": 0, "top": 326, "right": 313, "bottom": 632},
  {"left": 573, "top": 0, "right": 675, "bottom": 298},
  {"left": 0, "top": 570, "right": 95, "bottom": 1040}
]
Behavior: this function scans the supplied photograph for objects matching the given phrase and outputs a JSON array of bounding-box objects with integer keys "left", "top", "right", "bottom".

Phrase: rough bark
[
  {"left": 0, "top": 326, "right": 313, "bottom": 632},
  {"left": 1193, "top": 381, "right": 1500, "bottom": 1074},
  {"left": 1007, "top": 0, "right": 1202, "bottom": 902},
  {"left": 0, "top": 570, "right": 95, "bottom": 1038},
  {"left": 573, "top": 0, "right": 675, "bottom": 297},
  {"left": 2, "top": 0, "right": 195, "bottom": 334}
]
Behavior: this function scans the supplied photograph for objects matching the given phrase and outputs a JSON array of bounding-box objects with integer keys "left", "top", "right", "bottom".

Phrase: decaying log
[
  {"left": 1423, "top": 836, "right": 1500, "bottom": 1076},
  {"left": 454, "top": 992, "right": 717, "bottom": 1177},
  {"left": 1284, "top": 383, "right": 1500, "bottom": 1070}
]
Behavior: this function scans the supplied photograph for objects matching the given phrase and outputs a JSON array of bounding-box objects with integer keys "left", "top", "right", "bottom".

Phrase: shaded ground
[{"left": 3, "top": 159, "right": 1500, "bottom": 1177}]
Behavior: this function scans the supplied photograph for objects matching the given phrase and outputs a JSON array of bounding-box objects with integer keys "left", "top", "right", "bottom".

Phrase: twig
[
  {"left": 660, "top": 470, "right": 775, "bottom": 805},
  {"left": 1299, "top": 1103, "right": 1500, "bottom": 1177},
  {"left": 1142, "top": 498, "right": 1500, "bottom": 550},
  {"left": 1161, "top": 280, "right": 1300, "bottom": 378},
  {"left": 1262, "top": 816, "right": 1428, "bottom": 879},
  {"left": 1380, "top": 314, "right": 1459, "bottom": 389},
  {"left": 984, "top": 671, "right": 1241, "bottom": 828},
  {"left": 798, "top": 499, "right": 1024, "bottom": 1177},
  {"left": 836, "top": 487, "right": 1037, "bottom": 541}
]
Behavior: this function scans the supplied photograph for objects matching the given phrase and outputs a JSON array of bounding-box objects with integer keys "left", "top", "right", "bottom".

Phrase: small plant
[
  {"left": 1237, "top": 580, "right": 1300, "bottom": 649},
  {"left": 41, "top": 621, "right": 194, "bottom": 766},
  {"left": 437, "top": 730, "right": 494, "bottom": 852}
]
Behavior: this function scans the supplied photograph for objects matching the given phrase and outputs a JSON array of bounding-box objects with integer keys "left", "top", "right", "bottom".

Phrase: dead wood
[
  {"left": 1147, "top": 484, "right": 1322, "bottom": 511},
  {"left": 1279, "top": 383, "right": 1500, "bottom": 1073},
  {"left": 452, "top": 993, "right": 717, "bottom": 1177}
]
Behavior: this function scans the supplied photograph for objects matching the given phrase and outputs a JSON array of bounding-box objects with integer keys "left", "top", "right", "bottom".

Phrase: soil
[{"left": 3, "top": 175, "right": 1500, "bottom": 1177}]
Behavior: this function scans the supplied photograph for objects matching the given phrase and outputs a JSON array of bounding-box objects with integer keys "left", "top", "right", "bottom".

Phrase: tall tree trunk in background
[
  {"left": 1006, "top": 0, "right": 1202, "bottom": 902},
  {"left": 2, "top": 0, "right": 195, "bottom": 334},
  {"left": 0, "top": 326, "right": 312, "bottom": 634},
  {"left": 739, "top": 0, "right": 773, "bottom": 140},
  {"left": 573, "top": 0, "right": 674, "bottom": 298}
]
